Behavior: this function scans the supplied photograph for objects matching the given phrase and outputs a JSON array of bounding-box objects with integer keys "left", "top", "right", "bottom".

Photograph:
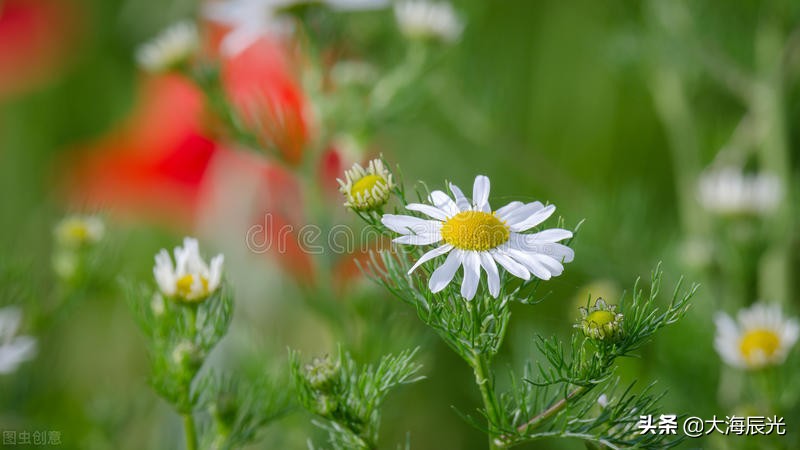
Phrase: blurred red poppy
[
  {"left": 319, "top": 145, "right": 345, "bottom": 200},
  {"left": 61, "top": 72, "right": 315, "bottom": 281},
  {"left": 59, "top": 74, "right": 216, "bottom": 227},
  {"left": 0, "top": 0, "right": 75, "bottom": 98},
  {"left": 220, "top": 37, "right": 312, "bottom": 166}
]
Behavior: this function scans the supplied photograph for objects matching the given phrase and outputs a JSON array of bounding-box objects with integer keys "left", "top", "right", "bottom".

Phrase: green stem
[
  {"left": 496, "top": 386, "right": 587, "bottom": 448},
  {"left": 517, "top": 386, "right": 586, "bottom": 434},
  {"left": 472, "top": 353, "right": 502, "bottom": 450},
  {"left": 182, "top": 304, "right": 199, "bottom": 450},
  {"left": 183, "top": 413, "right": 198, "bottom": 450}
]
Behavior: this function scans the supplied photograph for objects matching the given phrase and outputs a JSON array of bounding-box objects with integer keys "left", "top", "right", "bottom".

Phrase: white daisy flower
[
  {"left": 0, "top": 307, "right": 37, "bottom": 375},
  {"left": 714, "top": 303, "right": 799, "bottom": 370},
  {"left": 381, "top": 175, "right": 574, "bottom": 300},
  {"left": 394, "top": 1, "right": 463, "bottom": 43},
  {"left": 337, "top": 159, "right": 395, "bottom": 211},
  {"left": 205, "top": 0, "right": 389, "bottom": 57},
  {"left": 54, "top": 215, "right": 105, "bottom": 248},
  {"left": 136, "top": 21, "right": 199, "bottom": 72},
  {"left": 697, "top": 166, "right": 782, "bottom": 216},
  {"left": 153, "top": 237, "right": 224, "bottom": 302}
]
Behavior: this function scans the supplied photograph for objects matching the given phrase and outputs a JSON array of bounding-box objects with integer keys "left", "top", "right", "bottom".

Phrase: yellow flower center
[
  {"left": 739, "top": 329, "right": 780, "bottom": 361},
  {"left": 352, "top": 174, "right": 386, "bottom": 198},
  {"left": 586, "top": 310, "right": 617, "bottom": 327},
  {"left": 65, "top": 223, "right": 89, "bottom": 242},
  {"left": 441, "top": 211, "right": 510, "bottom": 251},
  {"left": 175, "top": 274, "right": 209, "bottom": 299}
]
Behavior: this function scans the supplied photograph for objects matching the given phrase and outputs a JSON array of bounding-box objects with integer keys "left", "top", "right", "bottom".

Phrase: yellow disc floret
[
  {"left": 586, "top": 310, "right": 617, "bottom": 327},
  {"left": 352, "top": 174, "right": 386, "bottom": 198},
  {"left": 739, "top": 329, "right": 780, "bottom": 362},
  {"left": 577, "top": 298, "right": 624, "bottom": 342},
  {"left": 338, "top": 159, "right": 395, "bottom": 211},
  {"left": 176, "top": 274, "right": 210, "bottom": 301},
  {"left": 440, "top": 211, "right": 510, "bottom": 251}
]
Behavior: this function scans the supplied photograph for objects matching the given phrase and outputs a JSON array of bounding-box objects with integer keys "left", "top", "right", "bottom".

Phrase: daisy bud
[
  {"left": 150, "top": 293, "right": 166, "bottom": 317},
  {"left": 337, "top": 159, "right": 395, "bottom": 212},
  {"left": 305, "top": 355, "right": 339, "bottom": 392},
  {"left": 577, "top": 298, "right": 624, "bottom": 343},
  {"left": 394, "top": 1, "right": 464, "bottom": 43},
  {"left": 153, "top": 237, "right": 224, "bottom": 303},
  {"left": 211, "top": 391, "right": 238, "bottom": 427},
  {"left": 313, "top": 394, "right": 338, "bottom": 416},
  {"left": 54, "top": 215, "right": 105, "bottom": 249},
  {"left": 172, "top": 340, "right": 203, "bottom": 372}
]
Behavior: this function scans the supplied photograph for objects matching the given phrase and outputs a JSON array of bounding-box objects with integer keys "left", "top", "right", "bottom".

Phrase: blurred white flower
[
  {"left": 382, "top": 175, "right": 573, "bottom": 300},
  {"left": 205, "top": 0, "right": 388, "bottom": 56},
  {"left": 714, "top": 303, "right": 798, "bottom": 370},
  {"left": 337, "top": 158, "right": 395, "bottom": 211},
  {"left": 54, "top": 215, "right": 105, "bottom": 248},
  {"left": 136, "top": 21, "right": 199, "bottom": 72},
  {"left": 154, "top": 237, "right": 224, "bottom": 302},
  {"left": 0, "top": 307, "right": 37, "bottom": 375},
  {"left": 394, "top": 1, "right": 463, "bottom": 43},
  {"left": 697, "top": 166, "right": 782, "bottom": 216},
  {"left": 597, "top": 394, "right": 609, "bottom": 408}
]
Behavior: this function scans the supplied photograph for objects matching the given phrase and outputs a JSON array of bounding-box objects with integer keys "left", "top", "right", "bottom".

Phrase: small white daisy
[
  {"left": 697, "top": 166, "right": 782, "bottom": 216},
  {"left": 394, "top": 1, "right": 463, "bottom": 43},
  {"left": 136, "top": 21, "right": 200, "bottom": 72},
  {"left": 0, "top": 307, "right": 37, "bottom": 375},
  {"left": 714, "top": 303, "right": 799, "bottom": 370},
  {"left": 338, "top": 159, "right": 395, "bottom": 211},
  {"left": 381, "top": 175, "right": 574, "bottom": 300},
  {"left": 205, "top": 0, "right": 388, "bottom": 57},
  {"left": 54, "top": 215, "right": 105, "bottom": 248},
  {"left": 154, "top": 237, "right": 224, "bottom": 302}
]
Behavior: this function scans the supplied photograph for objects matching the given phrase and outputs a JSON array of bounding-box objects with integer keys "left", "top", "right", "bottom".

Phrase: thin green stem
[
  {"left": 472, "top": 353, "right": 502, "bottom": 450},
  {"left": 183, "top": 413, "right": 198, "bottom": 450},
  {"left": 182, "top": 304, "right": 199, "bottom": 450},
  {"left": 517, "top": 386, "right": 586, "bottom": 434}
]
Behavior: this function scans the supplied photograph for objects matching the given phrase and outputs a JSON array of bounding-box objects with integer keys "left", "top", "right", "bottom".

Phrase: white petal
[
  {"left": 406, "top": 203, "right": 450, "bottom": 221},
  {"left": 382, "top": 214, "right": 441, "bottom": 235},
  {"left": 394, "top": 233, "right": 442, "bottom": 246},
  {"left": 505, "top": 248, "right": 552, "bottom": 280},
  {"left": 449, "top": 183, "right": 471, "bottom": 211},
  {"left": 208, "top": 255, "right": 225, "bottom": 291},
  {"left": 472, "top": 175, "right": 491, "bottom": 212},
  {"left": 153, "top": 250, "right": 176, "bottom": 295},
  {"left": 534, "top": 254, "right": 564, "bottom": 277},
  {"left": 491, "top": 251, "right": 530, "bottom": 280},
  {"left": 429, "top": 250, "right": 463, "bottom": 293},
  {"left": 461, "top": 252, "right": 481, "bottom": 300},
  {"left": 479, "top": 252, "right": 500, "bottom": 298},
  {"left": 408, "top": 244, "right": 454, "bottom": 274},
  {"left": 510, "top": 234, "right": 575, "bottom": 263},
  {"left": 498, "top": 201, "right": 544, "bottom": 223},
  {"left": 783, "top": 319, "right": 799, "bottom": 348},
  {"left": 714, "top": 312, "right": 740, "bottom": 340},
  {"left": 0, "top": 307, "right": 22, "bottom": 342},
  {"left": 509, "top": 204, "right": 556, "bottom": 232},
  {"left": 0, "top": 336, "right": 36, "bottom": 374},
  {"left": 429, "top": 190, "right": 459, "bottom": 216},
  {"left": 494, "top": 201, "right": 525, "bottom": 220},
  {"left": 525, "top": 228, "right": 572, "bottom": 243}
]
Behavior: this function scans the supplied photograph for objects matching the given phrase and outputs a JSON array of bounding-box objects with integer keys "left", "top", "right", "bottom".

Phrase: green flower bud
[
  {"left": 577, "top": 298, "right": 624, "bottom": 343},
  {"left": 305, "top": 355, "right": 339, "bottom": 391}
]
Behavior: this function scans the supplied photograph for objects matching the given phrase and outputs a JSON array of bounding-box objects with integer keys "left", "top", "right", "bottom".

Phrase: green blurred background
[{"left": 1, "top": 0, "right": 799, "bottom": 448}]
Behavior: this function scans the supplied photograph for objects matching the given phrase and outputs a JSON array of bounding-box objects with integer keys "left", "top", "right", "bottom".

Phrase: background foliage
[{"left": 1, "top": 0, "right": 799, "bottom": 449}]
